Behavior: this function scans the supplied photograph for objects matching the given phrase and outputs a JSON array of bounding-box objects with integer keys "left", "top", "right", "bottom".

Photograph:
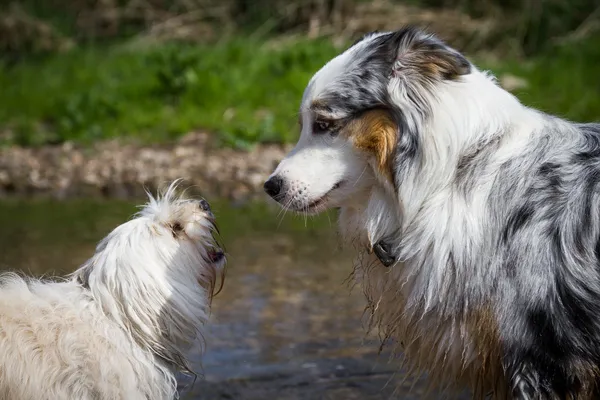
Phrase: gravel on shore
[{"left": 0, "top": 132, "right": 292, "bottom": 201}]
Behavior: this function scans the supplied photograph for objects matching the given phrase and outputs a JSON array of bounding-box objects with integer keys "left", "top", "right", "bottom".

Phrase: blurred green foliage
[
  {"left": 0, "top": 0, "right": 598, "bottom": 148},
  {"left": 0, "top": 38, "right": 340, "bottom": 148},
  {"left": 5, "top": 0, "right": 598, "bottom": 56},
  {"left": 1, "top": 33, "right": 599, "bottom": 149},
  {"left": 420, "top": 0, "right": 599, "bottom": 55},
  {"left": 488, "top": 36, "right": 600, "bottom": 122}
]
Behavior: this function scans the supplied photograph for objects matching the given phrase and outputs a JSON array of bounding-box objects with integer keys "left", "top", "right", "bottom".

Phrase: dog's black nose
[
  {"left": 198, "top": 199, "right": 211, "bottom": 212},
  {"left": 264, "top": 176, "right": 283, "bottom": 199}
]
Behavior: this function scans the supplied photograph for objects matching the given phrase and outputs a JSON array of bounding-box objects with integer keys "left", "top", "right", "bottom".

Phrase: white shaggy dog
[
  {"left": 265, "top": 26, "right": 600, "bottom": 398},
  {"left": 0, "top": 181, "right": 225, "bottom": 400}
]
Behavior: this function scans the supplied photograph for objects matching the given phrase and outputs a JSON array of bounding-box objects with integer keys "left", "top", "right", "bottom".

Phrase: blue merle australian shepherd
[{"left": 264, "top": 26, "right": 600, "bottom": 399}]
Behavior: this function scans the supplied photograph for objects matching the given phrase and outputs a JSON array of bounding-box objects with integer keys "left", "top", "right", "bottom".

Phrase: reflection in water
[{"left": 0, "top": 199, "right": 439, "bottom": 399}]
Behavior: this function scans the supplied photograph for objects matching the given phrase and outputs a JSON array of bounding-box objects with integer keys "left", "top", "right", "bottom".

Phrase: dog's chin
[
  {"left": 287, "top": 181, "right": 345, "bottom": 215},
  {"left": 192, "top": 224, "right": 226, "bottom": 292}
]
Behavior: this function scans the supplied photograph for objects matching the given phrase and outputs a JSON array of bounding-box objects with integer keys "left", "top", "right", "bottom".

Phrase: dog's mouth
[
  {"left": 201, "top": 244, "right": 226, "bottom": 299},
  {"left": 303, "top": 181, "right": 344, "bottom": 212},
  {"left": 202, "top": 228, "right": 227, "bottom": 298},
  {"left": 206, "top": 219, "right": 226, "bottom": 265},
  {"left": 207, "top": 248, "right": 225, "bottom": 263}
]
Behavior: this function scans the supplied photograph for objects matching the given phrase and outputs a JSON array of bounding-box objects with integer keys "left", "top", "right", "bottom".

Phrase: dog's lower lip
[
  {"left": 305, "top": 180, "right": 344, "bottom": 210},
  {"left": 306, "top": 196, "right": 327, "bottom": 210}
]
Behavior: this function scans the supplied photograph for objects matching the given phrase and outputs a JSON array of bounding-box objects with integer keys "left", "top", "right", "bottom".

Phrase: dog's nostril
[
  {"left": 264, "top": 176, "right": 283, "bottom": 198},
  {"left": 198, "top": 199, "right": 211, "bottom": 212}
]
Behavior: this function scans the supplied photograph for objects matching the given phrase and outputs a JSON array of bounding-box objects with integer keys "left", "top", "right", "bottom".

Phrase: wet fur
[
  {"left": 0, "top": 182, "right": 225, "bottom": 400},
  {"left": 268, "top": 26, "right": 600, "bottom": 398}
]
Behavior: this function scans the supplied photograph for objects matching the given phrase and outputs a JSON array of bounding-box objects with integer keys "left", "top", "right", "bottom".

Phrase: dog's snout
[
  {"left": 264, "top": 176, "right": 283, "bottom": 199},
  {"left": 198, "top": 199, "right": 211, "bottom": 212}
]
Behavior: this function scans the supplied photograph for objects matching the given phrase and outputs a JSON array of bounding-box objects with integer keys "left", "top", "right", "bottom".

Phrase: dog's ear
[
  {"left": 410, "top": 44, "right": 471, "bottom": 81},
  {"left": 382, "top": 26, "right": 471, "bottom": 81}
]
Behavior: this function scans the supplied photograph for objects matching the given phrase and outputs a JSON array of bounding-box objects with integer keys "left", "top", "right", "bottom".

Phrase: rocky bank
[{"left": 0, "top": 132, "right": 291, "bottom": 201}]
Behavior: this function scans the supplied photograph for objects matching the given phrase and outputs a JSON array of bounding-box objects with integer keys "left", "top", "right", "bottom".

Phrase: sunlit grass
[{"left": 0, "top": 35, "right": 598, "bottom": 149}]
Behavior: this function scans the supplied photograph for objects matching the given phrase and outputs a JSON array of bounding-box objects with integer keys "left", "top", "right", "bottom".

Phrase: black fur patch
[
  {"left": 498, "top": 123, "right": 600, "bottom": 397},
  {"left": 501, "top": 204, "right": 535, "bottom": 244}
]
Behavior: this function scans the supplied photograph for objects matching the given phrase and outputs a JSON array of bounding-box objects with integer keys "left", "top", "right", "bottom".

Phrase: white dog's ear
[{"left": 383, "top": 26, "right": 471, "bottom": 82}]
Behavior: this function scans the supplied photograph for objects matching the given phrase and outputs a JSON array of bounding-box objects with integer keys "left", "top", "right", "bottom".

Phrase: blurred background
[{"left": 0, "top": 0, "right": 598, "bottom": 398}]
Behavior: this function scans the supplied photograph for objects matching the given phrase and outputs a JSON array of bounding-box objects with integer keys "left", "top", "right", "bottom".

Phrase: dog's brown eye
[
  {"left": 314, "top": 120, "right": 332, "bottom": 134},
  {"left": 198, "top": 199, "right": 210, "bottom": 212},
  {"left": 171, "top": 222, "right": 184, "bottom": 237}
]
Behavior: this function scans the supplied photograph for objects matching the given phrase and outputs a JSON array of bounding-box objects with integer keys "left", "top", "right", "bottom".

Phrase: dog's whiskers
[
  {"left": 275, "top": 195, "right": 291, "bottom": 219},
  {"left": 277, "top": 197, "right": 295, "bottom": 229}
]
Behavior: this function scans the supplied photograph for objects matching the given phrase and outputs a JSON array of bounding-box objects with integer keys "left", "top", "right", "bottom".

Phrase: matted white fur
[{"left": 0, "top": 180, "right": 225, "bottom": 400}]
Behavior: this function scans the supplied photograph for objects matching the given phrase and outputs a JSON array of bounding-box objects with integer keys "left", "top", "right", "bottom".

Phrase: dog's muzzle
[{"left": 373, "top": 240, "right": 396, "bottom": 267}]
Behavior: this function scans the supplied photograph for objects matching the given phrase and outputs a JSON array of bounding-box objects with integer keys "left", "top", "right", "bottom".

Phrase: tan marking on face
[{"left": 344, "top": 109, "right": 397, "bottom": 184}]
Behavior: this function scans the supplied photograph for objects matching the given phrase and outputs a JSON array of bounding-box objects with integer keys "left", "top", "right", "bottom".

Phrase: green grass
[
  {"left": 0, "top": 38, "right": 341, "bottom": 148},
  {"left": 0, "top": 36, "right": 599, "bottom": 149}
]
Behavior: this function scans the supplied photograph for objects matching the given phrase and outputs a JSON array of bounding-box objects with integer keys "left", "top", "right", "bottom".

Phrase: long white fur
[{"left": 0, "top": 181, "right": 224, "bottom": 400}]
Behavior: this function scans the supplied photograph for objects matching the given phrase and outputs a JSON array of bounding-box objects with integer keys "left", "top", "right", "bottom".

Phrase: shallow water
[{"left": 0, "top": 199, "right": 447, "bottom": 399}]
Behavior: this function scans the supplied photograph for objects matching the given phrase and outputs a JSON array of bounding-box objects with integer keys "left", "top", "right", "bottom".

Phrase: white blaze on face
[
  {"left": 265, "top": 47, "right": 376, "bottom": 214},
  {"left": 269, "top": 123, "right": 369, "bottom": 213}
]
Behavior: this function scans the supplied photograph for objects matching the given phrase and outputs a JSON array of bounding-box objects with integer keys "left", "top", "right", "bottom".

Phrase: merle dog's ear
[
  {"left": 419, "top": 45, "right": 471, "bottom": 80},
  {"left": 381, "top": 26, "right": 471, "bottom": 81}
]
